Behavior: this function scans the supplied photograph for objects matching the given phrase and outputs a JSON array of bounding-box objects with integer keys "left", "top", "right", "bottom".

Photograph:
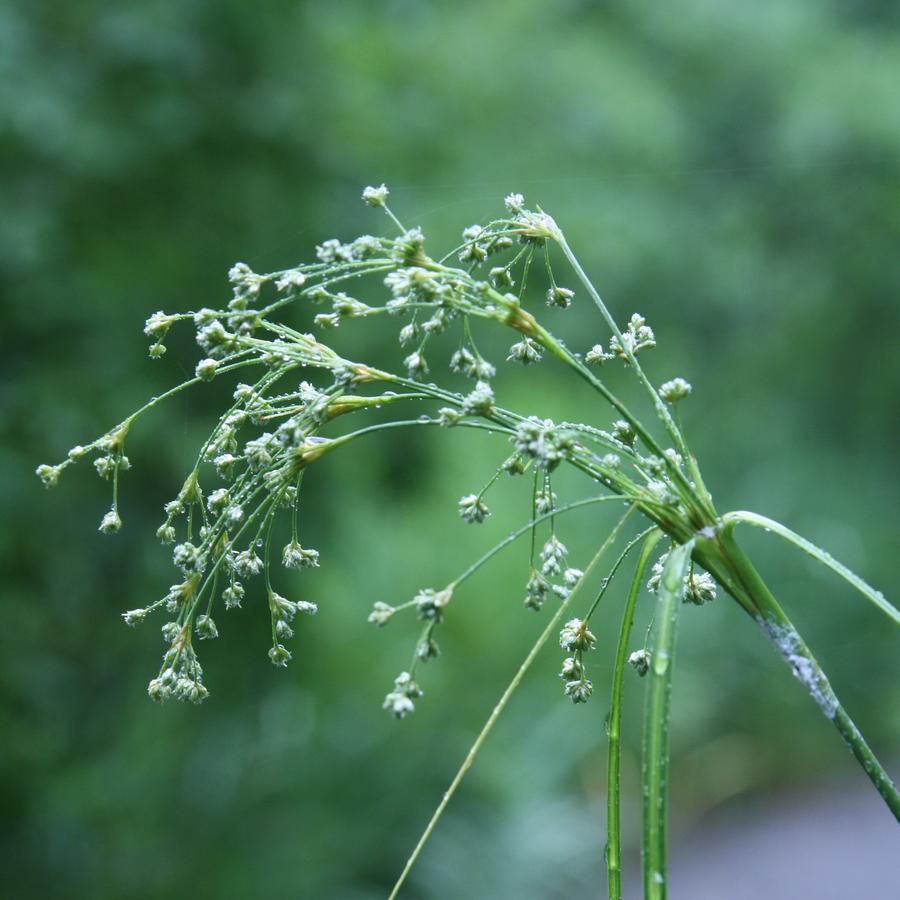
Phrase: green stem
[
  {"left": 642, "top": 540, "right": 694, "bottom": 900},
  {"left": 721, "top": 510, "right": 900, "bottom": 625},
  {"left": 718, "top": 528, "right": 900, "bottom": 821},
  {"left": 607, "top": 530, "right": 662, "bottom": 900}
]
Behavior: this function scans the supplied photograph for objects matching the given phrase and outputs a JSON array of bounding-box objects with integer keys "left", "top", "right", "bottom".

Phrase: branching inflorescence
[{"left": 38, "top": 185, "right": 899, "bottom": 898}]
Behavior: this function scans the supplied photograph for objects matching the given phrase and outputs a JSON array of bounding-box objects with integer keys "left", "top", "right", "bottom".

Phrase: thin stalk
[
  {"left": 718, "top": 527, "right": 900, "bottom": 820},
  {"left": 387, "top": 508, "right": 636, "bottom": 900},
  {"left": 642, "top": 540, "right": 694, "bottom": 900},
  {"left": 607, "top": 529, "right": 662, "bottom": 900}
]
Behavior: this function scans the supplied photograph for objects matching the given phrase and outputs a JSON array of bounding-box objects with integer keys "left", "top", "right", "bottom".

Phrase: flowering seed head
[
  {"left": 223, "top": 582, "right": 244, "bottom": 609},
  {"left": 404, "top": 351, "right": 428, "bottom": 377},
  {"left": 94, "top": 456, "right": 114, "bottom": 479},
  {"left": 647, "top": 553, "right": 668, "bottom": 593},
  {"left": 659, "top": 377, "right": 692, "bottom": 404},
  {"left": 490, "top": 266, "right": 513, "bottom": 288},
  {"left": 230, "top": 548, "right": 262, "bottom": 579},
  {"left": 628, "top": 649, "right": 651, "bottom": 676},
  {"left": 507, "top": 337, "right": 543, "bottom": 365},
  {"left": 416, "top": 637, "right": 440, "bottom": 661},
  {"left": 99, "top": 509, "right": 122, "bottom": 534},
  {"left": 514, "top": 418, "right": 573, "bottom": 471},
  {"left": 540, "top": 535, "right": 568, "bottom": 576},
  {"left": 472, "top": 358, "right": 496, "bottom": 380},
  {"left": 559, "top": 656, "right": 583, "bottom": 680},
  {"left": 207, "top": 488, "right": 229, "bottom": 514},
  {"left": 534, "top": 488, "right": 557, "bottom": 514},
  {"left": 437, "top": 407, "right": 462, "bottom": 427},
  {"left": 173, "top": 542, "right": 205, "bottom": 575},
  {"left": 122, "top": 608, "right": 148, "bottom": 627},
  {"left": 461, "top": 381, "right": 495, "bottom": 417},
  {"left": 546, "top": 286, "right": 574, "bottom": 309},
  {"left": 449, "top": 347, "right": 476, "bottom": 374},
  {"left": 559, "top": 618, "right": 596, "bottom": 652},
  {"left": 282, "top": 540, "right": 320, "bottom": 570},
  {"left": 195, "top": 358, "right": 218, "bottom": 381},
  {"left": 458, "top": 493, "right": 490, "bottom": 524},
  {"left": 274, "top": 270, "right": 307, "bottom": 292},
  {"left": 684, "top": 571, "right": 716, "bottom": 605},
  {"left": 383, "top": 671, "right": 423, "bottom": 719},
  {"left": 362, "top": 183, "right": 390, "bottom": 208},
  {"left": 611, "top": 420, "right": 635, "bottom": 447},
  {"left": 195, "top": 614, "right": 219, "bottom": 640},
  {"left": 415, "top": 587, "right": 452, "bottom": 622},
  {"left": 144, "top": 311, "right": 176, "bottom": 339},
  {"left": 610, "top": 313, "right": 656, "bottom": 360},
  {"left": 368, "top": 601, "right": 395, "bottom": 627},
  {"left": 36, "top": 464, "right": 62, "bottom": 489},
  {"left": 161, "top": 621, "right": 182, "bottom": 642},
  {"left": 504, "top": 192, "right": 525, "bottom": 214},
  {"left": 585, "top": 345, "right": 612, "bottom": 366},
  {"left": 524, "top": 569, "right": 549, "bottom": 611},
  {"left": 268, "top": 644, "right": 292, "bottom": 667},
  {"left": 564, "top": 678, "right": 593, "bottom": 704}
]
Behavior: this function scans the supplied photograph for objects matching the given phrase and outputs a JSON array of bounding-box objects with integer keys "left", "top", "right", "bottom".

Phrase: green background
[{"left": 3, "top": 1, "right": 898, "bottom": 897}]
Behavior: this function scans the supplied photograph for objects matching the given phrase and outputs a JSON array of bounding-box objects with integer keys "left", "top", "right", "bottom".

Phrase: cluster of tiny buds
[
  {"left": 647, "top": 551, "right": 717, "bottom": 605},
  {"left": 458, "top": 494, "right": 490, "bottom": 524},
  {"left": 383, "top": 672, "right": 422, "bottom": 719},
  {"left": 586, "top": 313, "right": 655, "bottom": 366},
  {"left": 508, "top": 337, "right": 543, "bottom": 365},
  {"left": 268, "top": 590, "right": 318, "bottom": 666},
  {"left": 559, "top": 618, "right": 597, "bottom": 703},
  {"left": 659, "top": 377, "right": 692, "bottom": 404},
  {"left": 146, "top": 623, "right": 209, "bottom": 704},
  {"left": 513, "top": 418, "right": 575, "bottom": 472},
  {"left": 415, "top": 586, "right": 453, "bottom": 622},
  {"left": 525, "top": 564, "right": 582, "bottom": 612},
  {"left": 547, "top": 286, "right": 574, "bottom": 309},
  {"left": 283, "top": 540, "right": 320, "bottom": 569},
  {"left": 362, "top": 183, "right": 390, "bottom": 208},
  {"left": 628, "top": 648, "right": 651, "bottom": 676},
  {"left": 365, "top": 585, "right": 454, "bottom": 716},
  {"left": 367, "top": 601, "right": 394, "bottom": 627}
]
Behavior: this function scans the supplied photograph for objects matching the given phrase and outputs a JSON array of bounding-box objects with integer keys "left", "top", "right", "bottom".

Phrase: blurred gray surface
[{"left": 625, "top": 781, "right": 900, "bottom": 900}]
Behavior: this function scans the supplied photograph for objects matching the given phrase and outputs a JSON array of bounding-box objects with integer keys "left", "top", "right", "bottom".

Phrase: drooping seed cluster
[{"left": 38, "top": 185, "right": 710, "bottom": 713}]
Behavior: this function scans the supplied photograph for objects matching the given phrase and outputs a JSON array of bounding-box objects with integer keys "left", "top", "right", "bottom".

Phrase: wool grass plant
[{"left": 38, "top": 186, "right": 900, "bottom": 898}]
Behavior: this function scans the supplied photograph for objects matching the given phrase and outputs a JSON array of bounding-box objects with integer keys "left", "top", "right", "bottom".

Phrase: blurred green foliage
[{"left": 3, "top": 1, "right": 899, "bottom": 897}]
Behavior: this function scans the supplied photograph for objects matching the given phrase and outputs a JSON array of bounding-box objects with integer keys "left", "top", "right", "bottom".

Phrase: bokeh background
[{"left": 2, "top": 1, "right": 899, "bottom": 897}]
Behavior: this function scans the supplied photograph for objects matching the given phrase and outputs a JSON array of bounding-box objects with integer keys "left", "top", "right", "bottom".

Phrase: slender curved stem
[
  {"left": 387, "top": 508, "right": 636, "bottom": 900},
  {"left": 607, "top": 529, "right": 662, "bottom": 900},
  {"left": 721, "top": 510, "right": 900, "bottom": 625},
  {"left": 642, "top": 540, "right": 694, "bottom": 900}
]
